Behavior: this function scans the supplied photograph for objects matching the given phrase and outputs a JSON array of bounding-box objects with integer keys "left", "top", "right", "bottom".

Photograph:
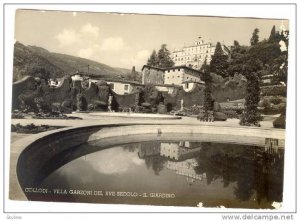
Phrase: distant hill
[
  {"left": 13, "top": 42, "right": 134, "bottom": 82},
  {"left": 13, "top": 42, "right": 64, "bottom": 81}
]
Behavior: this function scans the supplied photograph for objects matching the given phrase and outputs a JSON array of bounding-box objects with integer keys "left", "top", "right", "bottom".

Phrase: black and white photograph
[{"left": 2, "top": 2, "right": 298, "bottom": 218}]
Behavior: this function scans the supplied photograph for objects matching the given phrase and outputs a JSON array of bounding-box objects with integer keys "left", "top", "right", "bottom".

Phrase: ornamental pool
[{"left": 26, "top": 140, "right": 284, "bottom": 209}]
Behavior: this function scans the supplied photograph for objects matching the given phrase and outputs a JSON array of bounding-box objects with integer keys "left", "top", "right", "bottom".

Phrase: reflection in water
[{"left": 33, "top": 141, "right": 284, "bottom": 208}]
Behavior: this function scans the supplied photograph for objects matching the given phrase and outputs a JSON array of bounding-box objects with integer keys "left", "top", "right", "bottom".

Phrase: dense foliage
[
  {"left": 210, "top": 42, "right": 229, "bottom": 78},
  {"left": 147, "top": 44, "right": 174, "bottom": 68},
  {"left": 250, "top": 28, "right": 259, "bottom": 46},
  {"left": 201, "top": 60, "right": 213, "bottom": 114}
]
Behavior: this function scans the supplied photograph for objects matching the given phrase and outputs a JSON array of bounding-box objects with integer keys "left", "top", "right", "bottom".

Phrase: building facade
[
  {"left": 70, "top": 72, "right": 142, "bottom": 95},
  {"left": 172, "top": 37, "right": 229, "bottom": 69},
  {"left": 164, "top": 66, "right": 202, "bottom": 86},
  {"left": 141, "top": 65, "right": 203, "bottom": 88},
  {"left": 141, "top": 65, "right": 165, "bottom": 85},
  {"left": 160, "top": 141, "right": 202, "bottom": 161}
]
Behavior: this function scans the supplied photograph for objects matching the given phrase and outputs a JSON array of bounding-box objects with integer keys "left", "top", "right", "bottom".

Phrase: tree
[
  {"left": 227, "top": 41, "right": 248, "bottom": 76},
  {"left": 210, "top": 42, "right": 229, "bottom": 78},
  {"left": 272, "top": 28, "right": 289, "bottom": 85},
  {"left": 201, "top": 59, "right": 213, "bottom": 114},
  {"left": 268, "top": 25, "right": 277, "bottom": 43},
  {"left": 233, "top": 40, "right": 240, "bottom": 48},
  {"left": 147, "top": 50, "right": 159, "bottom": 67},
  {"left": 157, "top": 44, "right": 174, "bottom": 68},
  {"left": 250, "top": 28, "right": 259, "bottom": 46},
  {"left": 239, "top": 58, "right": 262, "bottom": 126}
]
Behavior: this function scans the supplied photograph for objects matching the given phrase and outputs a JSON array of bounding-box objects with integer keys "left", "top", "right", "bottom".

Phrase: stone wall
[{"left": 142, "top": 67, "right": 164, "bottom": 85}]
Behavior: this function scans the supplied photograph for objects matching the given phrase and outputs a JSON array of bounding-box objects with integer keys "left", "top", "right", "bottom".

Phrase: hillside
[
  {"left": 13, "top": 42, "right": 130, "bottom": 82},
  {"left": 13, "top": 42, "right": 64, "bottom": 81}
]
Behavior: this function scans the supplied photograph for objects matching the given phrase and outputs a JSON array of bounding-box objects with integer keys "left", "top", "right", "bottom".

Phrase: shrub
[
  {"left": 213, "top": 101, "right": 221, "bottom": 112},
  {"left": 61, "top": 100, "right": 73, "bottom": 113},
  {"left": 261, "top": 85, "right": 287, "bottom": 96},
  {"left": 270, "top": 96, "right": 285, "bottom": 105},
  {"left": 214, "top": 112, "right": 227, "bottom": 121},
  {"left": 11, "top": 123, "right": 63, "bottom": 134},
  {"left": 142, "top": 102, "right": 151, "bottom": 108},
  {"left": 273, "top": 114, "right": 286, "bottom": 129},
  {"left": 157, "top": 103, "right": 167, "bottom": 114},
  {"left": 11, "top": 112, "right": 24, "bottom": 119},
  {"left": 272, "top": 103, "right": 286, "bottom": 114},
  {"left": 88, "top": 104, "right": 95, "bottom": 111},
  {"left": 51, "top": 102, "right": 61, "bottom": 113},
  {"left": 134, "top": 106, "right": 143, "bottom": 113},
  {"left": 11, "top": 124, "right": 17, "bottom": 132},
  {"left": 183, "top": 106, "right": 203, "bottom": 115},
  {"left": 222, "top": 110, "right": 240, "bottom": 119},
  {"left": 259, "top": 98, "right": 271, "bottom": 109},
  {"left": 93, "top": 100, "right": 107, "bottom": 111}
]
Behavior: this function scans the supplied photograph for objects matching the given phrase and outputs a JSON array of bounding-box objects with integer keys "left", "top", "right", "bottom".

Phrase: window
[
  {"left": 124, "top": 84, "right": 129, "bottom": 91},
  {"left": 173, "top": 70, "right": 175, "bottom": 72},
  {"left": 185, "top": 83, "right": 189, "bottom": 89},
  {"left": 178, "top": 68, "right": 180, "bottom": 71}
]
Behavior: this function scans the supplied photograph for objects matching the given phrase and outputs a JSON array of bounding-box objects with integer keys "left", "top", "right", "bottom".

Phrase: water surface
[{"left": 30, "top": 141, "right": 284, "bottom": 208}]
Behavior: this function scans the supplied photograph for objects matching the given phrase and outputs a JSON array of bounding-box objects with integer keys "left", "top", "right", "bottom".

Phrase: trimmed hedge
[
  {"left": 11, "top": 123, "right": 63, "bottom": 134},
  {"left": 214, "top": 112, "right": 227, "bottom": 121},
  {"left": 222, "top": 110, "right": 240, "bottom": 119},
  {"left": 261, "top": 85, "right": 287, "bottom": 96},
  {"left": 273, "top": 114, "right": 286, "bottom": 129}
]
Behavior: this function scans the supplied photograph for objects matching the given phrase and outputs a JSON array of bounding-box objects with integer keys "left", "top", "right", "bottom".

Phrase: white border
[{"left": 1, "top": 1, "right": 298, "bottom": 218}]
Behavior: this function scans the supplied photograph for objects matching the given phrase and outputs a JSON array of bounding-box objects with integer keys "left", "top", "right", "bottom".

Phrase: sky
[{"left": 15, "top": 9, "right": 289, "bottom": 71}]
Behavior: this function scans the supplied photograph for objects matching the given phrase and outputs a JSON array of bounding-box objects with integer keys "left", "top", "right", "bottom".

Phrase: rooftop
[
  {"left": 71, "top": 72, "right": 143, "bottom": 85},
  {"left": 141, "top": 65, "right": 202, "bottom": 75}
]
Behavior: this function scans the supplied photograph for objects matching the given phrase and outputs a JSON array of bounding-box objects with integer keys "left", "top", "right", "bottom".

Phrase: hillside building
[
  {"left": 166, "top": 159, "right": 207, "bottom": 185},
  {"left": 89, "top": 78, "right": 142, "bottom": 95},
  {"left": 172, "top": 37, "right": 229, "bottom": 69},
  {"left": 70, "top": 72, "right": 142, "bottom": 95},
  {"left": 160, "top": 141, "right": 202, "bottom": 161},
  {"left": 141, "top": 65, "right": 204, "bottom": 92}
]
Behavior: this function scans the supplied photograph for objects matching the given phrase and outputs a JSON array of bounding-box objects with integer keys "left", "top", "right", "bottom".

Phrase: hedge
[
  {"left": 261, "top": 85, "right": 287, "bottom": 96},
  {"left": 273, "top": 114, "right": 286, "bottom": 129}
]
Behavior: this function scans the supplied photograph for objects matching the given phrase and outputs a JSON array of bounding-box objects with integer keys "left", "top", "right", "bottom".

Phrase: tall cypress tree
[
  {"left": 250, "top": 28, "right": 259, "bottom": 46},
  {"left": 268, "top": 25, "right": 277, "bottom": 43},
  {"left": 239, "top": 58, "right": 262, "bottom": 126},
  {"left": 201, "top": 59, "right": 213, "bottom": 114},
  {"left": 147, "top": 50, "right": 159, "bottom": 67},
  {"left": 210, "top": 42, "right": 229, "bottom": 78}
]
